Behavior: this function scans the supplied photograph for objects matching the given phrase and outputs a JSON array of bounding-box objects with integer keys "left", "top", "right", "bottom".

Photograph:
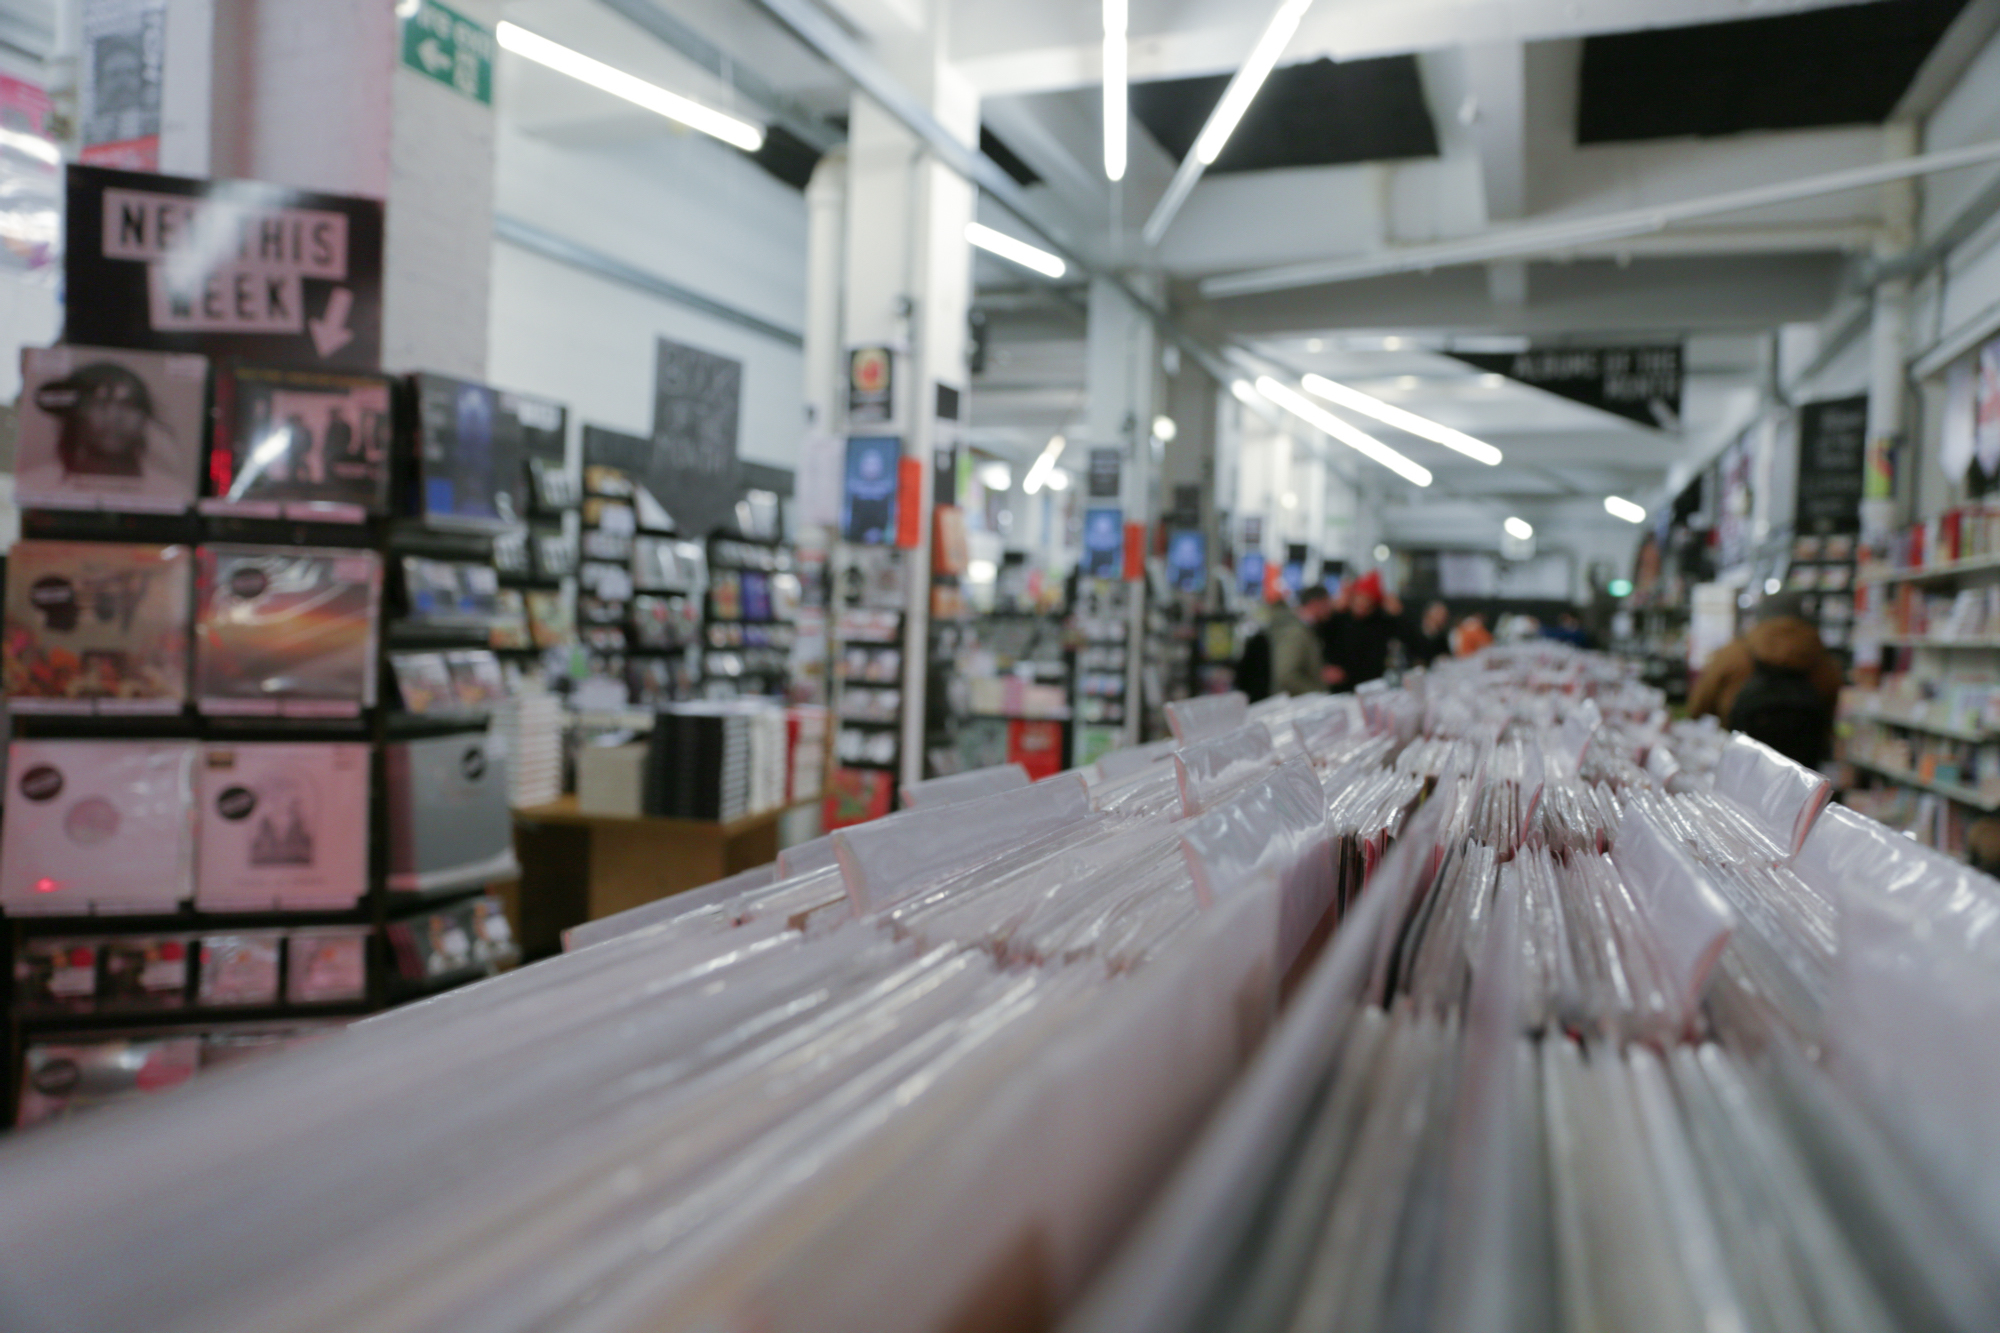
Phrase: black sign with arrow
[
  {"left": 63, "top": 164, "right": 385, "bottom": 370},
  {"left": 1449, "top": 344, "right": 1682, "bottom": 430}
]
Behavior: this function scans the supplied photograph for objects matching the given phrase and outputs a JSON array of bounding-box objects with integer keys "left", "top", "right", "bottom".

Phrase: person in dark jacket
[
  {"left": 1411, "top": 600, "right": 1452, "bottom": 665},
  {"left": 1319, "top": 570, "right": 1404, "bottom": 691},
  {"left": 1689, "top": 591, "right": 1843, "bottom": 765}
]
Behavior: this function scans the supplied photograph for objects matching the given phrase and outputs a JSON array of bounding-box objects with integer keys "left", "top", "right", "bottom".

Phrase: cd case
[
  {"left": 15, "top": 344, "right": 208, "bottom": 512},
  {"left": 208, "top": 364, "right": 393, "bottom": 520},
  {"left": 195, "top": 546, "right": 382, "bottom": 716},
  {"left": 196, "top": 743, "right": 371, "bottom": 910},
  {"left": 285, "top": 927, "right": 370, "bottom": 1004},
  {"left": 0, "top": 740, "right": 200, "bottom": 914},
  {"left": 3, "top": 541, "right": 192, "bottom": 713},
  {"left": 17, "top": 1036, "right": 200, "bottom": 1128}
]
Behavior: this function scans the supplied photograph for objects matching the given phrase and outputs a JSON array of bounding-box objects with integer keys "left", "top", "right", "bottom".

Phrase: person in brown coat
[{"left": 1688, "top": 591, "right": 1843, "bottom": 765}]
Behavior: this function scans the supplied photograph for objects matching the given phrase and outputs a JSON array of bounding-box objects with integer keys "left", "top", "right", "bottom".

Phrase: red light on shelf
[{"left": 33, "top": 877, "right": 60, "bottom": 894}]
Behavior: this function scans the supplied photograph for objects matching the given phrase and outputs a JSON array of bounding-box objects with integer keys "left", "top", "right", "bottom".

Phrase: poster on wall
[
  {"left": 842, "top": 436, "right": 901, "bottom": 545},
  {"left": 1794, "top": 395, "right": 1868, "bottom": 535},
  {"left": 1081, "top": 507, "right": 1123, "bottom": 578},
  {"left": 848, "top": 346, "right": 894, "bottom": 425},
  {"left": 651, "top": 336, "right": 743, "bottom": 537},
  {"left": 63, "top": 165, "right": 385, "bottom": 370},
  {"left": 1978, "top": 337, "right": 2000, "bottom": 481},
  {"left": 0, "top": 74, "right": 59, "bottom": 274},
  {"left": 1166, "top": 530, "right": 1206, "bottom": 593},
  {"left": 80, "top": 0, "right": 165, "bottom": 170}
]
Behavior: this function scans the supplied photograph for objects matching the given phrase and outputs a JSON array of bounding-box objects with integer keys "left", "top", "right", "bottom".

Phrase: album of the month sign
[{"left": 63, "top": 164, "right": 385, "bottom": 370}]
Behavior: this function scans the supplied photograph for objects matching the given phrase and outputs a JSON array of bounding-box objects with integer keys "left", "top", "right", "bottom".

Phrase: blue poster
[
  {"left": 1239, "top": 552, "right": 1265, "bottom": 594},
  {"left": 1166, "top": 529, "right": 1206, "bottom": 593},
  {"left": 1082, "top": 506, "right": 1123, "bottom": 578},
  {"left": 842, "top": 435, "right": 901, "bottom": 545}
]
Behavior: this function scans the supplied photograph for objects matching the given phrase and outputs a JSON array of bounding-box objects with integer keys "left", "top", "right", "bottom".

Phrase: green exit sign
[{"left": 399, "top": 0, "right": 494, "bottom": 106}]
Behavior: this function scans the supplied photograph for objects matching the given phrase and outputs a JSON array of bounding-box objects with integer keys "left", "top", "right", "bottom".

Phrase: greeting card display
[
  {"left": 0, "top": 740, "right": 199, "bottom": 914},
  {"left": 3, "top": 541, "right": 191, "bottom": 712},
  {"left": 196, "top": 743, "right": 370, "bottom": 910},
  {"left": 411, "top": 373, "right": 566, "bottom": 529},
  {"left": 195, "top": 546, "right": 381, "bottom": 715},
  {"left": 208, "top": 364, "right": 393, "bottom": 519},
  {"left": 17, "top": 1036, "right": 200, "bottom": 1128},
  {"left": 15, "top": 345, "right": 207, "bottom": 512}
]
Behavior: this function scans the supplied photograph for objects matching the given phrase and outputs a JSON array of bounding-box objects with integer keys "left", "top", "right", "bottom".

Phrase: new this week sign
[{"left": 63, "top": 164, "right": 385, "bottom": 370}]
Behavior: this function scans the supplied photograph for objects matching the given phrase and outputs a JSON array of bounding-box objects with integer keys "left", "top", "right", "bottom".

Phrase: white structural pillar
[
  {"left": 1084, "top": 275, "right": 1157, "bottom": 744},
  {"left": 157, "top": 0, "right": 498, "bottom": 378},
  {"left": 1864, "top": 122, "right": 1919, "bottom": 538},
  {"left": 835, "top": 26, "right": 977, "bottom": 790}
]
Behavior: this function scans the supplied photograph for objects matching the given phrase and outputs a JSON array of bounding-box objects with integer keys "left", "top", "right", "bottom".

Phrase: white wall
[{"left": 485, "top": 119, "right": 808, "bottom": 470}]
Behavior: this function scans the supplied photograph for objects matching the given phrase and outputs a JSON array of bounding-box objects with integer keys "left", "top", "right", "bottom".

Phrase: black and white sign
[
  {"left": 1088, "top": 447, "right": 1122, "bottom": 499},
  {"left": 1795, "top": 396, "right": 1868, "bottom": 535},
  {"left": 650, "top": 336, "right": 744, "bottom": 538},
  {"left": 1451, "top": 344, "right": 1682, "bottom": 430},
  {"left": 64, "top": 165, "right": 384, "bottom": 370}
]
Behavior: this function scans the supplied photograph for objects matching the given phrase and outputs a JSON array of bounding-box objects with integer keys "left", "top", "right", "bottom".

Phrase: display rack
[{"left": 702, "top": 531, "right": 797, "bottom": 699}]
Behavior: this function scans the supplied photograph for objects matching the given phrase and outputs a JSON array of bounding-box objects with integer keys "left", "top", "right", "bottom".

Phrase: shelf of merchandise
[
  {"left": 1857, "top": 553, "right": 2000, "bottom": 586},
  {"left": 1843, "top": 710, "right": 1995, "bottom": 744},
  {"left": 1846, "top": 757, "right": 2000, "bottom": 812},
  {"left": 1878, "top": 635, "right": 2000, "bottom": 649}
]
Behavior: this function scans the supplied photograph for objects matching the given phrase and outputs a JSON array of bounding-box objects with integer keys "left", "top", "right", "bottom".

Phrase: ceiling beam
[
  {"left": 1202, "top": 138, "right": 2000, "bottom": 297},
  {"left": 954, "top": 0, "right": 1887, "bottom": 98}
]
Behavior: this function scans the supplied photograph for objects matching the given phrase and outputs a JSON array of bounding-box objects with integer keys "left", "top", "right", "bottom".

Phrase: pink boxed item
[
  {"left": 3, "top": 540, "right": 192, "bottom": 712},
  {"left": 16, "top": 1036, "right": 200, "bottom": 1128},
  {"left": 0, "top": 740, "right": 199, "bottom": 914},
  {"left": 196, "top": 743, "right": 371, "bottom": 910},
  {"left": 286, "top": 927, "right": 370, "bottom": 1004},
  {"left": 15, "top": 344, "right": 207, "bottom": 513},
  {"left": 198, "top": 932, "right": 283, "bottom": 1007}
]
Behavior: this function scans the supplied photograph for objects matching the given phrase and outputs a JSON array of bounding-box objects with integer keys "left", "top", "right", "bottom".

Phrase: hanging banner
[
  {"left": 1082, "top": 507, "right": 1122, "bottom": 578},
  {"left": 1795, "top": 396, "right": 1868, "bottom": 535},
  {"left": 79, "top": 0, "right": 165, "bottom": 170},
  {"left": 1450, "top": 344, "right": 1682, "bottom": 430},
  {"left": 64, "top": 164, "right": 385, "bottom": 369},
  {"left": 895, "top": 457, "right": 924, "bottom": 549},
  {"left": 1122, "top": 522, "right": 1147, "bottom": 582}
]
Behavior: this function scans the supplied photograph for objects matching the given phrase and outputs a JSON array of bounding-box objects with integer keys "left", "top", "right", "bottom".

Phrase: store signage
[
  {"left": 79, "top": 0, "right": 165, "bottom": 170},
  {"left": 1242, "top": 514, "right": 1263, "bottom": 548},
  {"left": 1166, "top": 530, "right": 1206, "bottom": 593},
  {"left": 651, "top": 336, "right": 743, "bottom": 536},
  {"left": 398, "top": 0, "right": 495, "bottom": 106},
  {"left": 1795, "top": 395, "right": 1868, "bottom": 535},
  {"left": 1167, "top": 483, "right": 1202, "bottom": 530},
  {"left": 849, "top": 346, "right": 894, "bottom": 425},
  {"left": 64, "top": 164, "right": 385, "bottom": 369},
  {"left": 1450, "top": 344, "right": 1682, "bottom": 430},
  {"left": 1082, "top": 507, "right": 1123, "bottom": 577},
  {"left": 840, "top": 435, "right": 901, "bottom": 545},
  {"left": 1088, "top": 447, "right": 1122, "bottom": 498}
]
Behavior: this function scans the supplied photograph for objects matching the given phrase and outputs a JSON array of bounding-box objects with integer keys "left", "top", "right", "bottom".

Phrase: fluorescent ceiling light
[
  {"left": 965, "top": 222, "right": 1067, "bottom": 279},
  {"left": 979, "top": 462, "right": 1012, "bottom": 491},
  {"left": 495, "top": 21, "right": 764, "bottom": 153},
  {"left": 1103, "top": 0, "right": 1127, "bottom": 182},
  {"left": 1280, "top": 491, "right": 1298, "bottom": 510},
  {"left": 1301, "top": 373, "right": 1503, "bottom": 466},
  {"left": 1142, "top": 0, "right": 1314, "bottom": 244},
  {"left": 1023, "top": 435, "right": 1067, "bottom": 494},
  {"left": 968, "top": 560, "right": 998, "bottom": 582},
  {"left": 1254, "top": 377, "right": 1432, "bottom": 487},
  {"left": 1504, "top": 516, "right": 1534, "bottom": 540},
  {"left": 1046, "top": 469, "right": 1070, "bottom": 491},
  {"left": 1230, "top": 379, "right": 1259, "bottom": 405},
  {"left": 1373, "top": 544, "right": 1391, "bottom": 562},
  {"left": 1152, "top": 414, "right": 1177, "bottom": 442},
  {"left": 1604, "top": 495, "right": 1647, "bottom": 524}
]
